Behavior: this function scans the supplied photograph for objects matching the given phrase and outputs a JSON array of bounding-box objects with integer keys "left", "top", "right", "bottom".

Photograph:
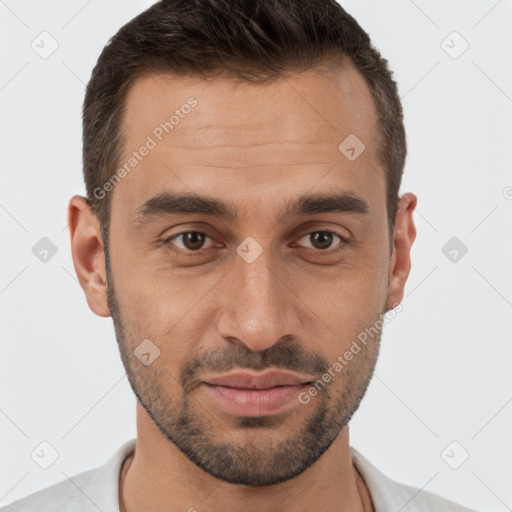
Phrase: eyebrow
[{"left": 133, "top": 190, "right": 369, "bottom": 225}]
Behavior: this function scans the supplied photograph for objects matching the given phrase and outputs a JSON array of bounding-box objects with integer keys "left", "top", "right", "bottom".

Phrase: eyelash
[
  {"left": 163, "top": 230, "right": 218, "bottom": 258},
  {"left": 163, "top": 229, "right": 348, "bottom": 257}
]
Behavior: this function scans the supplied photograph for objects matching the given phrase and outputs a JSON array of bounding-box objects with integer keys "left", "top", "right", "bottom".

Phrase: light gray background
[{"left": 1, "top": 0, "right": 511, "bottom": 510}]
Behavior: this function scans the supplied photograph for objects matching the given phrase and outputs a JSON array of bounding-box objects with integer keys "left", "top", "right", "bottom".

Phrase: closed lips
[{"left": 202, "top": 370, "right": 313, "bottom": 390}]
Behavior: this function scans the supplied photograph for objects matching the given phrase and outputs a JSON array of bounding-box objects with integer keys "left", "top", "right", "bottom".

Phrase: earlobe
[
  {"left": 67, "top": 195, "right": 111, "bottom": 317},
  {"left": 385, "top": 192, "right": 418, "bottom": 312}
]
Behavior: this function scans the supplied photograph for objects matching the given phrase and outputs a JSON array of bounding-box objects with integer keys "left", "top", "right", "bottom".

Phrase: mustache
[{"left": 179, "top": 336, "right": 329, "bottom": 391}]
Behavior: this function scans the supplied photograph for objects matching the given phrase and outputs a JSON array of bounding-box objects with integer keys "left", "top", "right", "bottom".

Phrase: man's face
[{"left": 106, "top": 64, "right": 393, "bottom": 485}]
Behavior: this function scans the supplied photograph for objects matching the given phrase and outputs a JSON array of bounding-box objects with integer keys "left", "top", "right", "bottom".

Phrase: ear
[
  {"left": 385, "top": 192, "right": 418, "bottom": 311},
  {"left": 67, "top": 195, "right": 111, "bottom": 317}
]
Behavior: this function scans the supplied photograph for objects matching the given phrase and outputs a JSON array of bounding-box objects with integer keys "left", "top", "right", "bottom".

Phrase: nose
[{"left": 215, "top": 245, "right": 302, "bottom": 352}]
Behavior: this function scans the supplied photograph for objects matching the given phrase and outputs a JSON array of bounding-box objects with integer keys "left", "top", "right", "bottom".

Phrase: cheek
[
  {"left": 302, "top": 249, "right": 387, "bottom": 307},
  {"left": 112, "top": 260, "right": 217, "bottom": 363},
  {"left": 112, "top": 241, "right": 205, "bottom": 321},
  {"left": 295, "top": 257, "right": 388, "bottom": 354}
]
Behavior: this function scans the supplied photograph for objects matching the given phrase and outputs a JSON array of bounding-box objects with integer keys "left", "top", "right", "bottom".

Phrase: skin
[{"left": 68, "top": 59, "right": 417, "bottom": 512}]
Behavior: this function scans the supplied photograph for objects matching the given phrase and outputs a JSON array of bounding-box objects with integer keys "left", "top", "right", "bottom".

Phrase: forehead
[{"left": 113, "top": 63, "right": 384, "bottom": 218}]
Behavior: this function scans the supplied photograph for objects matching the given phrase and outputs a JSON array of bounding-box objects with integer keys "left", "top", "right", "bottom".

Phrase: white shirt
[{"left": 1, "top": 438, "right": 478, "bottom": 511}]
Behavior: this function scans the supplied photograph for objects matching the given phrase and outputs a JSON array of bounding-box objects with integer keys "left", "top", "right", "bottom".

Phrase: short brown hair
[{"left": 83, "top": 0, "right": 406, "bottom": 250}]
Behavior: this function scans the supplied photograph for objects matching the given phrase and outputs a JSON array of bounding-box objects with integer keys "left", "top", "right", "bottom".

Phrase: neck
[{"left": 120, "top": 402, "right": 374, "bottom": 512}]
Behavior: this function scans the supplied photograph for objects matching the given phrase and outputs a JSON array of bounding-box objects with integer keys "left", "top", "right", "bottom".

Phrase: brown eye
[
  {"left": 165, "top": 231, "right": 214, "bottom": 252},
  {"left": 296, "top": 231, "right": 345, "bottom": 251}
]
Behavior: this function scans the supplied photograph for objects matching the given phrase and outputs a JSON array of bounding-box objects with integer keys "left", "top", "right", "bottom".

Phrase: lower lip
[{"left": 202, "top": 383, "right": 309, "bottom": 417}]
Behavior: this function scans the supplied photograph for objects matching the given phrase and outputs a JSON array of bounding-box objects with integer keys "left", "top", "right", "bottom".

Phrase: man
[{"left": 3, "top": 0, "right": 478, "bottom": 511}]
